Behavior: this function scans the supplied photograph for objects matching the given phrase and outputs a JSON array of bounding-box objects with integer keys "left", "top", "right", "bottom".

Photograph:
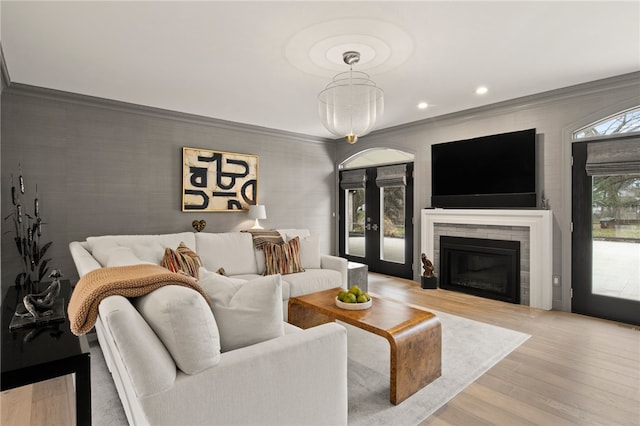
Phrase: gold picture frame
[{"left": 182, "top": 147, "right": 258, "bottom": 212}]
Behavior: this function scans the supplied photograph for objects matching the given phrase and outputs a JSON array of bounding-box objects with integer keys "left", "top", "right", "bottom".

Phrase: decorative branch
[{"left": 4, "top": 166, "right": 52, "bottom": 291}]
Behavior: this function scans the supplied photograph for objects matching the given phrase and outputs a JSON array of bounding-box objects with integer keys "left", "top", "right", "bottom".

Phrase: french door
[
  {"left": 572, "top": 140, "right": 640, "bottom": 326},
  {"left": 339, "top": 163, "right": 414, "bottom": 279}
]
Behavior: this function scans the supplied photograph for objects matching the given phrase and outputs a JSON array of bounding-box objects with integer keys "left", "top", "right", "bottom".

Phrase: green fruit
[
  {"left": 357, "top": 294, "right": 368, "bottom": 303},
  {"left": 349, "top": 285, "right": 362, "bottom": 297},
  {"left": 363, "top": 293, "right": 371, "bottom": 302},
  {"left": 344, "top": 293, "right": 357, "bottom": 303},
  {"left": 337, "top": 290, "right": 348, "bottom": 301}
]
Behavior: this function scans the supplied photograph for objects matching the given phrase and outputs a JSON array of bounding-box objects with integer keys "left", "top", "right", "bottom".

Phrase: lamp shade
[
  {"left": 248, "top": 204, "right": 266, "bottom": 220},
  {"left": 318, "top": 70, "right": 384, "bottom": 144}
]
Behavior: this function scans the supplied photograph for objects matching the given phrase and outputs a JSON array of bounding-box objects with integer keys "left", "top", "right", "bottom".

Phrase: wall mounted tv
[{"left": 431, "top": 128, "right": 537, "bottom": 208}]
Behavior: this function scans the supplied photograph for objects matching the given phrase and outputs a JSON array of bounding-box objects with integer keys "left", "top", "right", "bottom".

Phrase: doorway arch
[
  {"left": 339, "top": 148, "right": 415, "bottom": 170},
  {"left": 338, "top": 148, "right": 415, "bottom": 279},
  {"left": 570, "top": 106, "right": 640, "bottom": 325}
]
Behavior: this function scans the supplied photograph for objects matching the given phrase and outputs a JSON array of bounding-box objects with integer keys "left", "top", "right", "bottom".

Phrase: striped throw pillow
[
  {"left": 161, "top": 242, "right": 202, "bottom": 279},
  {"left": 263, "top": 237, "right": 305, "bottom": 276},
  {"left": 241, "top": 229, "right": 284, "bottom": 249}
]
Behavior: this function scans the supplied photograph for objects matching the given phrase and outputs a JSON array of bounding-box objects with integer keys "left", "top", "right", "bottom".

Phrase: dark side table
[{"left": 1, "top": 280, "right": 91, "bottom": 425}]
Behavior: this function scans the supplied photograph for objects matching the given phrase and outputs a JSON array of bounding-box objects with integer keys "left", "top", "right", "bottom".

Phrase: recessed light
[
  {"left": 475, "top": 86, "right": 488, "bottom": 95},
  {"left": 417, "top": 101, "right": 429, "bottom": 109}
]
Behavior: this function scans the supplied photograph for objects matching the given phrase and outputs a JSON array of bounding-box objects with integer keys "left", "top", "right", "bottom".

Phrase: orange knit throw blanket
[{"left": 68, "top": 264, "right": 208, "bottom": 336}]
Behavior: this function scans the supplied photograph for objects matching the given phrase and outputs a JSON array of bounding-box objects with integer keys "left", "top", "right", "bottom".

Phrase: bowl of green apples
[{"left": 335, "top": 286, "right": 372, "bottom": 310}]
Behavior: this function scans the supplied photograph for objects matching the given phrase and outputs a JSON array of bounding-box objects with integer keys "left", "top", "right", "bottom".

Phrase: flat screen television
[{"left": 431, "top": 129, "right": 537, "bottom": 208}]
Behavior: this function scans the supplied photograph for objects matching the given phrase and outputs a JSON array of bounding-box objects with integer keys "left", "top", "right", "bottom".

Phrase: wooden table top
[{"left": 289, "top": 287, "right": 437, "bottom": 337}]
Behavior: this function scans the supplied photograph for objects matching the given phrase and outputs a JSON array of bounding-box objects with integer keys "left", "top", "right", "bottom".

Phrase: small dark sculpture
[
  {"left": 16, "top": 269, "right": 62, "bottom": 322},
  {"left": 420, "top": 253, "right": 437, "bottom": 289},
  {"left": 421, "top": 253, "right": 435, "bottom": 278}
]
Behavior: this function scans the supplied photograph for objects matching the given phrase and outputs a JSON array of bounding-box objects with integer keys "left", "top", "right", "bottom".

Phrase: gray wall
[
  {"left": 1, "top": 85, "right": 337, "bottom": 294},
  {"left": 3, "top": 72, "right": 639, "bottom": 313},
  {"left": 336, "top": 72, "right": 640, "bottom": 311}
]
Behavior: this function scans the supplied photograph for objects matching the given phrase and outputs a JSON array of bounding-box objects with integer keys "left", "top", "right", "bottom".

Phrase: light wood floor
[
  {"left": 1, "top": 374, "right": 75, "bottom": 426},
  {"left": 367, "top": 274, "right": 640, "bottom": 426},
  {"left": 2, "top": 273, "right": 639, "bottom": 425}
]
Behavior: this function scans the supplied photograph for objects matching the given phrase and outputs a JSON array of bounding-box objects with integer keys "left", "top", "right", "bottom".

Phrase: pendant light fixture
[{"left": 318, "top": 51, "right": 384, "bottom": 144}]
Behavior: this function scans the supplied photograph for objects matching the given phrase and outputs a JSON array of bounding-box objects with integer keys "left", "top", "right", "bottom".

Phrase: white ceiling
[{"left": 2, "top": 1, "right": 639, "bottom": 140}]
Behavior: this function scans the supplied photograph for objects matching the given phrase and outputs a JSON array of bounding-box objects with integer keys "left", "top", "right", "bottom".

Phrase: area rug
[
  {"left": 345, "top": 310, "right": 530, "bottom": 425},
  {"left": 90, "top": 310, "right": 529, "bottom": 426}
]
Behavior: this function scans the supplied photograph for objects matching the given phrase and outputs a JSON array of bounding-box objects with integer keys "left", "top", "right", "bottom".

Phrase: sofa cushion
[
  {"left": 87, "top": 233, "right": 197, "bottom": 266},
  {"left": 89, "top": 239, "right": 132, "bottom": 266},
  {"left": 231, "top": 273, "right": 291, "bottom": 301},
  {"left": 103, "top": 246, "right": 154, "bottom": 267},
  {"left": 286, "top": 233, "right": 321, "bottom": 269},
  {"left": 264, "top": 237, "right": 305, "bottom": 276},
  {"left": 133, "top": 285, "right": 221, "bottom": 374},
  {"left": 195, "top": 232, "right": 258, "bottom": 276},
  {"left": 199, "top": 270, "right": 284, "bottom": 352},
  {"left": 277, "top": 229, "right": 311, "bottom": 239},
  {"left": 160, "top": 242, "right": 201, "bottom": 278},
  {"left": 283, "top": 268, "right": 343, "bottom": 298},
  {"left": 254, "top": 248, "right": 267, "bottom": 275}
]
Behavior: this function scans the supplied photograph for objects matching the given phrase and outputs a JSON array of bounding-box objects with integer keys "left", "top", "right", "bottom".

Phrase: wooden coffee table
[{"left": 288, "top": 288, "right": 441, "bottom": 405}]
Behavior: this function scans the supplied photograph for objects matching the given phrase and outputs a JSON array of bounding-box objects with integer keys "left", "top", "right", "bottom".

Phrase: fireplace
[
  {"left": 440, "top": 236, "right": 520, "bottom": 304},
  {"left": 421, "top": 209, "right": 553, "bottom": 309}
]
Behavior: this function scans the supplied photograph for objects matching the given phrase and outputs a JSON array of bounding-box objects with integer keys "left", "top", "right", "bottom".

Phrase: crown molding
[
  {"left": 371, "top": 71, "right": 640, "bottom": 137},
  {"left": 5, "top": 70, "right": 638, "bottom": 143},
  {"left": 2, "top": 82, "right": 333, "bottom": 145}
]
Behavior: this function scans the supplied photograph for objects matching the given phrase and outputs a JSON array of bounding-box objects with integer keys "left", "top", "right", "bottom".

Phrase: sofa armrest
[
  {"left": 321, "top": 254, "right": 348, "bottom": 286},
  {"left": 141, "top": 322, "right": 348, "bottom": 426},
  {"left": 69, "top": 241, "right": 102, "bottom": 277},
  {"left": 99, "top": 296, "right": 177, "bottom": 398}
]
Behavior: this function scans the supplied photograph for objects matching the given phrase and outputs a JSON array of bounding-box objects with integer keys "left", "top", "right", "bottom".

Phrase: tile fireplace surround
[{"left": 421, "top": 209, "right": 553, "bottom": 310}]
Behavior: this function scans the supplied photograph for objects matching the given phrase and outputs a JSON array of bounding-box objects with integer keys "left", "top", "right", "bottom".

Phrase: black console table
[{"left": 1, "top": 280, "right": 91, "bottom": 425}]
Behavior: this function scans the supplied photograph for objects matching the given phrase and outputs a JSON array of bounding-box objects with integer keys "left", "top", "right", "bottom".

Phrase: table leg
[
  {"left": 75, "top": 354, "right": 91, "bottom": 426},
  {"left": 388, "top": 315, "right": 441, "bottom": 405}
]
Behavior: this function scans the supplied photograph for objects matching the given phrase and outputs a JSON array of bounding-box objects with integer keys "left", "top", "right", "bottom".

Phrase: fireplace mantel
[{"left": 421, "top": 209, "right": 553, "bottom": 310}]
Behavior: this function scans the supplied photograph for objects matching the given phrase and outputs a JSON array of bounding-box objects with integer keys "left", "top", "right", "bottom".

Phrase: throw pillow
[
  {"left": 286, "top": 233, "right": 321, "bottom": 269},
  {"left": 133, "top": 285, "right": 221, "bottom": 374},
  {"left": 161, "top": 242, "right": 201, "bottom": 279},
  {"left": 199, "top": 270, "right": 284, "bottom": 352},
  {"left": 241, "top": 228, "right": 284, "bottom": 249},
  {"left": 263, "top": 237, "right": 305, "bottom": 276},
  {"left": 242, "top": 229, "right": 285, "bottom": 274}
]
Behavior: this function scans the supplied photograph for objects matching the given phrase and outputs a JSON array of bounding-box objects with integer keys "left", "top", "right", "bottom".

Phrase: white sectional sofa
[{"left": 69, "top": 229, "right": 349, "bottom": 426}]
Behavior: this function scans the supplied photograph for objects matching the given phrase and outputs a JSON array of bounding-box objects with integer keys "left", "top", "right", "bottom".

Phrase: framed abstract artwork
[{"left": 182, "top": 147, "right": 258, "bottom": 212}]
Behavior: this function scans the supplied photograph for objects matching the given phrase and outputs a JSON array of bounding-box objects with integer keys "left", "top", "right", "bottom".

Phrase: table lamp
[{"left": 248, "top": 204, "right": 266, "bottom": 229}]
